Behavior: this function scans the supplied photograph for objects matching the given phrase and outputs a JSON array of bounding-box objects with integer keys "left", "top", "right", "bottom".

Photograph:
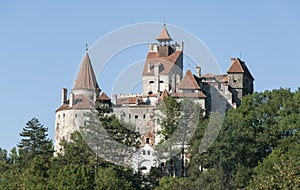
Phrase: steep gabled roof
[
  {"left": 156, "top": 26, "right": 172, "bottom": 42},
  {"left": 99, "top": 92, "right": 111, "bottom": 101},
  {"left": 73, "top": 53, "right": 100, "bottom": 90},
  {"left": 177, "top": 69, "right": 201, "bottom": 90},
  {"left": 142, "top": 51, "right": 182, "bottom": 75},
  {"left": 227, "top": 58, "right": 254, "bottom": 80}
]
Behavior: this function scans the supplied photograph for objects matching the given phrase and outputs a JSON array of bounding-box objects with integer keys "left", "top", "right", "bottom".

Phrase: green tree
[
  {"left": 155, "top": 176, "right": 189, "bottom": 190},
  {"left": 248, "top": 133, "right": 300, "bottom": 189},
  {"left": 18, "top": 118, "right": 53, "bottom": 163},
  {"left": 55, "top": 164, "right": 94, "bottom": 190},
  {"left": 157, "top": 97, "right": 203, "bottom": 177},
  {"left": 190, "top": 89, "right": 300, "bottom": 189},
  {"left": 1, "top": 118, "right": 53, "bottom": 190},
  {"left": 95, "top": 166, "right": 132, "bottom": 190},
  {"left": 158, "top": 96, "right": 181, "bottom": 141}
]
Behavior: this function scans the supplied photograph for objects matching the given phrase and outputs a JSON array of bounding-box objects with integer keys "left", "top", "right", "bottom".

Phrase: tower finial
[
  {"left": 163, "top": 17, "right": 166, "bottom": 26},
  {"left": 85, "top": 44, "right": 88, "bottom": 52}
]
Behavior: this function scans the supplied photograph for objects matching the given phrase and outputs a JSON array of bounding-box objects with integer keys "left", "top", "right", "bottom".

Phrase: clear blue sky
[{"left": 0, "top": 1, "right": 299, "bottom": 151}]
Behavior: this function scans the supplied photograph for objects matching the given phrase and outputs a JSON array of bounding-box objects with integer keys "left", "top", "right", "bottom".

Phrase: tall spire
[
  {"left": 156, "top": 23, "right": 172, "bottom": 42},
  {"left": 73, "top": 52, "right": 99, "bottom": 90}
]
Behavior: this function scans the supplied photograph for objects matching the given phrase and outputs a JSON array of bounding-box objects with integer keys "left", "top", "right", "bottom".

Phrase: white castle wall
[{"left": 54, "top": 109, "right": 90, "bottom": 153}]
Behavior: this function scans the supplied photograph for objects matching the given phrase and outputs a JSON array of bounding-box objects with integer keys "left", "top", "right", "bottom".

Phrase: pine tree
[{"left": 18, "top": 118, "right": 53, "bottom": 162}]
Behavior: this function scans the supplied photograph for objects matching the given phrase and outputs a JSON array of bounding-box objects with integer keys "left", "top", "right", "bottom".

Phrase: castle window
[
  {"left": 135, "top": 115, "right": 139, "bottom": 119},
  {"left": 160, "top": 80, "right": 164, "bottom": 83},
  {"left": 148, "top": 150, "right": 151, "bottom": 155},
  {"left": 75, "top": 114, "right": 77, "bottom": 117},
  {"left": 143, "top": 114, "right": 146, "bottom": 119},
  {"left": 58, "top": 115, "right": 60, "bottom": 119},
  {"left": 233, "top": 77, "right": 237, "bottom": 83},
  {"left": 63, "top": 113, "right": 65, "bottom": 118},
  {"left": 129, "top": 114, "right": 131, "bottom": 119},
  {"left": 141, "top": 166, "right": 147, "bottom": 170},
  {"left": 56, "top": 123, "right": 59, "bottom": 130},
  {"left": 142, "top": 150, "right": 146, "bottom": 155},
  {"left": 146, "top": 138, "right": 150, "bottom": 144}
]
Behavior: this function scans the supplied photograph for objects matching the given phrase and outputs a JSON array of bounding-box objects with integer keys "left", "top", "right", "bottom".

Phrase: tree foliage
[{"left": 1, "top": 89, "right": 300, "bottom": 189}]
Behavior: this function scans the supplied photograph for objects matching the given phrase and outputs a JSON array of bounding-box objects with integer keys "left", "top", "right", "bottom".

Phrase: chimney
[
  {"left": 61, "top": 88, "right": 67, "bottom": 105},
  {"left": 154, "top": 63, "right": 160, "bottom": 97},
  {"left": 147, "top": 61, "right": 151, "bottom": 72},
  {"left": 196, "top": 66, "right": 201, "bottom": 77},
  {"left": 112, "top": 94, "right": 117, "bottom": 105},
  {"left": 93, "top": 92, "right": 97, "bottom": 102},
  {"left": 230, "top": 58, "right": 236, "bottom": 64},
  {"left": 171, "top": 74, "right": 176, "bottom": 93},
  {"left": 69, "top": 93, "right": 74, "bottom": 108}
]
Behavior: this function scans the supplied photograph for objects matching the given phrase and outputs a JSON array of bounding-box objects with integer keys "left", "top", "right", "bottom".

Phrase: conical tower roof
[
  {"left": 73, "top": 52, "right": 99, "bottom": 90},
  {"left": 156, "top": 25, "right": 172, "bottom": 42}
]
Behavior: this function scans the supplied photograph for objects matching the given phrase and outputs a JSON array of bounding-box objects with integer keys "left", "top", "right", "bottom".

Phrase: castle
[{"left": 54, "top": 24, "right": 254, "bottom": 172}]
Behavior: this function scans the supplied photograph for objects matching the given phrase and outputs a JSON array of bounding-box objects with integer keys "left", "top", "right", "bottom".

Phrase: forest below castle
[{"left": 0, "top": 88, "right": 299, "bottom": 190}]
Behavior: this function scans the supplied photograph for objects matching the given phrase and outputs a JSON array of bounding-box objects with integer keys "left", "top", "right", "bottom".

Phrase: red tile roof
[
  {"left": 177, "top": 69, "right": 201, "bottom": 90},
  {"left": 142, "top": 51, "right": 182, "bottom": 75},
  {"left": 222, "top": 76, "right": 229, "bottom": 83},
  {"left": 73, "top": 53, "right": 100, "bottom": 90},
  {"left": 116, "top": 97, "right": 137, "bottom": 105},
  {"left": 172, "top": 92, "right": 206, "bottom": 99},
  {"left": 156, "top": 26, "right": 172, "bottom": 41},
  {"left": 200, "top": 74, "right": 229, "bottom": 83},
  {"left": 99, "top": 92, "right": 111, "bottom": 101},
  {"left": 214, "top": 74, "right": 228, "bottom": 83},
  {"left": 227, "top": 58, "right": 254, "bottom": 80},
  {"left": 56, "top": 94, "right": 93, "bottom": 112},
  {"left": 200, "top": 73, "right": 214, "bottom": 79}
]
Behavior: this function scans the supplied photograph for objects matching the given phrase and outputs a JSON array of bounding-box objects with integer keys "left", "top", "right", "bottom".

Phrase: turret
[{"left": 227, "top": 58, "right": 254, "bottom": 106}]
